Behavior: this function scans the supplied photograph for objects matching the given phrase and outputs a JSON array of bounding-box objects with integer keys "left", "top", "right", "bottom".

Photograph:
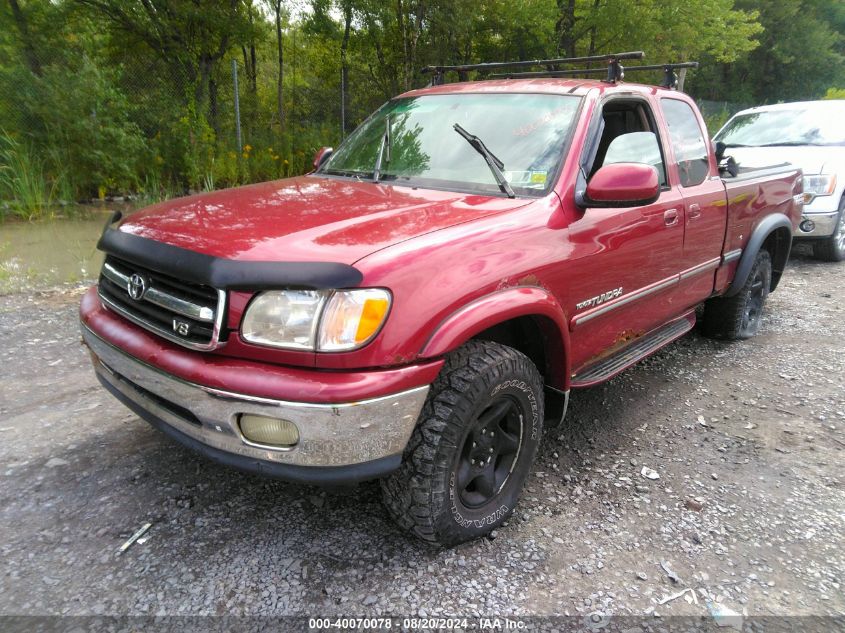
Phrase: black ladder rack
[
  {"left": 491, "top": 62, "right": 700, "bottom": 89},
  {"left": 422, "top": 51, "right": 644, "bottom": 85},
  {"left": 421, "top": 52, "right": 698, "bottom": 89}
]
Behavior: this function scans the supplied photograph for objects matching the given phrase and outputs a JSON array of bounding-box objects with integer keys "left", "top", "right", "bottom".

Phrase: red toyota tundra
[{"left": 80, "top": 54, "right": 803, "bottom": 545}]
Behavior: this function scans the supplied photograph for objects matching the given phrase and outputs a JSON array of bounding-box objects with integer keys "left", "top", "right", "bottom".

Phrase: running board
[{"left": 571, "top": 313, "right": 695, "bottom": 388}]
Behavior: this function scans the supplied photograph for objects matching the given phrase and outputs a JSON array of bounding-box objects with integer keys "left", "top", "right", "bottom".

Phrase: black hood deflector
[{"left": 97, "top": 222, "right": 363, "bottom": 291}]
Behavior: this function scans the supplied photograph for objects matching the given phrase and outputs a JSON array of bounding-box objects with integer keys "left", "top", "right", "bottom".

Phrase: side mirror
[
  {"left": 312, "top": 146, "right": 333, "bottom": 171},
  {"left": 583, "top": 163, "right": 660, "bottom": 207},
  {"left": 714, "top": 140, "right": 727, "bottom": 163},
  {"left": 714, "top": 141, "right": 739, "bottom": 178}
]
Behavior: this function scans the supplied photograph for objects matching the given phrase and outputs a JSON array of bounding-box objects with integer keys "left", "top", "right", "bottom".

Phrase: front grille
[{"left": 98, "top": 255, "right": 226, "bottom": 351}]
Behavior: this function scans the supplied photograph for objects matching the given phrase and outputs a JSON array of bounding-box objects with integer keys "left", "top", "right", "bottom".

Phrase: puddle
[{"left": 0, "top": 205, "right": 137, "bottom": 293}]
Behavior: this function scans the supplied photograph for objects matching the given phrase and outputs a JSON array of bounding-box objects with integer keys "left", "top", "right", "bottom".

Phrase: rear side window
[{"left": 661, "top": 99, "right": 709, "bottom": 187}]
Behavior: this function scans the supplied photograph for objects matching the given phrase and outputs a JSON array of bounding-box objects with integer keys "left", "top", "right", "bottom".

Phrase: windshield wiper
[
  {"left": 453, "top": 123, "right": 515, "bottom": 198},
  {"left": 758, "top": 141, "right": 824, "bottom": 147},
  {"left": 373, "top": 115, "right": 391, "bottom": 183},
  {"left": 724, "top": 141, "right": 828, "bottom": 148}
]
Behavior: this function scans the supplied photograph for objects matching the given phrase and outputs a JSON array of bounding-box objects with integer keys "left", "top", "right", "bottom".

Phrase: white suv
[{"left": 714, "top": 100, "right": 845, "bottom": 261}]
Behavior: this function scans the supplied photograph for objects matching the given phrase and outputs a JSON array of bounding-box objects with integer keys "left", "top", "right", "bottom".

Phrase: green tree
[
  {"left": 549, "top": 0, "right": 763, "bottom": 85},
  {"left": 693, "top": 0, "right": 845, "bottom": 103},
  {"left": 4, "top": 0, "right": 845, "bottom": 213},
  {"left": 73, "top": 0, "right": 255, "bottom": 121}
]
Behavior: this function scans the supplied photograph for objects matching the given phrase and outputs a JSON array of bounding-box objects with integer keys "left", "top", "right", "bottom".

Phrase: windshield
[
  {"left": 715, "top": 105, "right": 845, "bottom": 147},
  {"left": 318, "top": 93, "right": 582, "bottom": 196}
]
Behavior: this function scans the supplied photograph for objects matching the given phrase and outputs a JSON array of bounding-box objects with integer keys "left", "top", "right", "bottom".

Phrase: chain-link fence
[{"left": 697, "top": 100, "right": 752, "bottom": 135}]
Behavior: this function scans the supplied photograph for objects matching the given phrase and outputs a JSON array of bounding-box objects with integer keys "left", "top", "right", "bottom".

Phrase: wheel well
[
  {"left": 761, "top": 227, "right": 792, "bottom": 291},
  {"left": 472, "top": 316, "right": 546, "bottom": 376},
  {"left": 471, "top": 315, "right": 568, "bottom": 425},
  {"left": 471, "top": 314, "right": 567, "bottom": 387}
]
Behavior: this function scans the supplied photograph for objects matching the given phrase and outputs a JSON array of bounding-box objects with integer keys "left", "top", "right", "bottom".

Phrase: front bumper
[
  {"left": 796, "top": 211, "right": 840, "bottom": 239},
  {"left": 82, "top": 325, "right": 429, "bottom": 484}
]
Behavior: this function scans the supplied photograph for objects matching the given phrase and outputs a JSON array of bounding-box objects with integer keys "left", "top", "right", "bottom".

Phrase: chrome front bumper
[
  {"left": 797, "top": 211, "right": 839, "bottom": 238},
  {"left": 82, "top": 326, "right": 429, "bottom": 480}
]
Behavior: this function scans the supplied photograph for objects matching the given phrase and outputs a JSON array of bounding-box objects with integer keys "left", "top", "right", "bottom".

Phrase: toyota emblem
[{"left": 127, "top": 273, "right": 148, "bottom": 301}]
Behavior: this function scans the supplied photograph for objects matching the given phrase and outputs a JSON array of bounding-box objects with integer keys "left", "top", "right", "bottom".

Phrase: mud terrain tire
[
  {"left": 701, "top": 250, "right": 772, "bottom": 340},
  {"left": 381, "top": 340, "right": 544, "bottom": 546}
]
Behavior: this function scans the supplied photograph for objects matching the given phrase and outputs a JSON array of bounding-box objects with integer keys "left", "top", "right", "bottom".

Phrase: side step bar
[{"left": 571, "top": 312, "right": 695, "bottom": 388}]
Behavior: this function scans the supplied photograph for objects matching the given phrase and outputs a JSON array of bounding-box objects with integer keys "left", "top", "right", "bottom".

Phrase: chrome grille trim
[
  {"left": 97, "top": 257, "right": 226, "bottom": 352},
  {"left": 102, "top": 262, "right": 215, "bottom": 322}
]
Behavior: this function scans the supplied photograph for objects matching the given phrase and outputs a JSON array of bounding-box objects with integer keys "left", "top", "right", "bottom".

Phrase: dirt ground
[{"left": 0, "top": 244, "right": 843, "bottom": 629}]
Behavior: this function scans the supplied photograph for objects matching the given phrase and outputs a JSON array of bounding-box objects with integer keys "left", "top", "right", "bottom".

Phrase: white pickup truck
[{"left": 714, "top": 100, "right": 845, "bottom": 261}]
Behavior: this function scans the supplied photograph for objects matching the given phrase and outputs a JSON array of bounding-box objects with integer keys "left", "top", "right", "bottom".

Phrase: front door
[{"left": 563, "top": 97, "right": 686, "bottom": 374}]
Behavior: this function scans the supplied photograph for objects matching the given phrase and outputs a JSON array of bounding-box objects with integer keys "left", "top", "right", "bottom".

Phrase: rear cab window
[{"left": 661, "top": 98, "right": 710, "bottom": 187}]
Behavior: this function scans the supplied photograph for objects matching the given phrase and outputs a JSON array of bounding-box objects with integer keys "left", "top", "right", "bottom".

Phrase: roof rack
[
  {"left": 491, "top": 62, "right": 699, "bottom": 89},
  {"left": 421, "top": 52, "right": 698, "bottom": 90},
  {"left": 422, "top": 51, "right": 644, "bottom": 85}
]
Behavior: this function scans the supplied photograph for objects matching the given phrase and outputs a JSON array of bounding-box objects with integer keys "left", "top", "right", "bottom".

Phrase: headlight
[
  {"left": 241, "top": 290, "right": 328, "bottom": 350},
  {"left": 804, "top": 174, "right": 837, "bottom": 197},
  {"left": 240, "top": 288, "right": 391, "bottom": 352}
]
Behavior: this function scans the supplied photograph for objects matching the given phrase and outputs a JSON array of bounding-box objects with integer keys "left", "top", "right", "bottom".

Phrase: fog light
[
  {"left": 239, "top": 414, "right": 299, "bottom": 448},
  {"left": 800, "top": 219, "right": 816, "bottom": 233}
]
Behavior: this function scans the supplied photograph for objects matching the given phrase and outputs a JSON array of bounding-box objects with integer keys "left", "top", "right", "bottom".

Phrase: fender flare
[
  {"left": 724, "top": 213, "right": 792, "bottom": 297},
  {"left": 419, "top": 286, "right": 571, "bottom": 391}
]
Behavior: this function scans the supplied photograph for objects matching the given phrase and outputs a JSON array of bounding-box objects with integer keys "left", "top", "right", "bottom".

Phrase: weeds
[
  {"left": 137, "top": 172, "right": 183, "bottom": 206},
  {"left": 0, "top": 131, "right": 57, "bottom": 220},
  {"left": 202, "top": 168, "right": 215, "bottom": 193}
]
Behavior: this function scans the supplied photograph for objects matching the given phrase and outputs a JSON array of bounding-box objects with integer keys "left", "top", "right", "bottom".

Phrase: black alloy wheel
[
  {"left": 740, "top": 264, "right": 767, "bottom": 336},
  {"left": 701, "top": 249, "right": 772, "bottom": 340},
  {"left": 455, "top": 395, "right": 523, "bottom": 509}
]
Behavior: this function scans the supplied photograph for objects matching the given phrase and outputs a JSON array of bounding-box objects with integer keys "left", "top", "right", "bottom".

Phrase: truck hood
[
  {"left": 117, "top": 176, "right": 530, "bottom": 265},
  {"left": 726, "top": 145, "right": 844, "bottom": 176}
]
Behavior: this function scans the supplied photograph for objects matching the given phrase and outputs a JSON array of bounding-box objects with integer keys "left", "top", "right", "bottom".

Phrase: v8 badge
[{"left": 172, "top": 319, "right": 191, "bottom": 336}]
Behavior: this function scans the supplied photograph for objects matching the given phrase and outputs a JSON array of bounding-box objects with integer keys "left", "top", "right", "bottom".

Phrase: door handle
[
  {"left": 689, "top": 203, "right": 701, "bottom": 219},
  {"left": 664, "top": 209, "right": 679, "bottom": 226}
]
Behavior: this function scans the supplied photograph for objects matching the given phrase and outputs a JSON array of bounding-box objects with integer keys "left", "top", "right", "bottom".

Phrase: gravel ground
[{"left": 0, "top": 246, "right": 843, "bottom": 627}]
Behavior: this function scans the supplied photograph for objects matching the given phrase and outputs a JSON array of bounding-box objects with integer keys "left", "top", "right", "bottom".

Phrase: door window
[
  {"left": 661, "top": 99, "right": 709, "bottom": 187},
  {"left": 589, "top": 100, "right": 667, "bottom": 187},
  {"left": 602, "top": 132, "right": 665, "bottom": 184}
]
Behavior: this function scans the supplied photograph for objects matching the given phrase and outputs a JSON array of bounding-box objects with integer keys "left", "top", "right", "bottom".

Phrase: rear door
[{"left": 660, "top": 97, "right": 728, "bottom": 305}]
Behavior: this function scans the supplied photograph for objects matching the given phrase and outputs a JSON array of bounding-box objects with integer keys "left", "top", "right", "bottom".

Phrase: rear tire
[
  {"left": 701, "top": 250, "right": 771, "bottom": 340},
  {"left": 813, "top": 199, "right": 845, "bottom": 262},
  {"left": 380, "top": 340, "right": 544, "bottom": 547}
]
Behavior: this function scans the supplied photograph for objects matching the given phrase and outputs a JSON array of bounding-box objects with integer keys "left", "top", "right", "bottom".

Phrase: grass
[
  {"left": 137, "top": 172, "right": 185, "bottom": 206},
  {"left": 0, "top": 131, "right": 61, "bottom": 220},
  {"left": 202, "top": 168, "right": 215, "bottom": 193}
]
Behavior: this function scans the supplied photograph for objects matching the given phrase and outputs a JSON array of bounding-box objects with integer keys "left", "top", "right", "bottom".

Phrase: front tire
[
  {"left": 701, "top": 249, "right": 772, "bottom": 340},
  {"left": 381, "top": 340, "right": 544, "bottom": 547},
  {"left": 813, "top": 198, "right": 845, "bottom": 262}
]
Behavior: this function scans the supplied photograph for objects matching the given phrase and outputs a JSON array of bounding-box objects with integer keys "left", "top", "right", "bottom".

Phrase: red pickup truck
[{"left": 80, "top": 61, "right": 802, "bottom": 546}]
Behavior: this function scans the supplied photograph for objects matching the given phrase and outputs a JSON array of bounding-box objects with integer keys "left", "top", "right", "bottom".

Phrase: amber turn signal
[{"left": 317, "top": 289, "right": 392, "bottom": 351}]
